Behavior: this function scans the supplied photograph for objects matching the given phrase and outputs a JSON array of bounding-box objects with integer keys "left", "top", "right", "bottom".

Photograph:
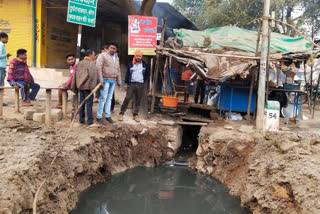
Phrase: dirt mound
[
  {"left": 190, "top": 126, "right": 320, "bottom": 214},
  {"left": 0, "top": 119, "right": 172, "bottom": 214}
]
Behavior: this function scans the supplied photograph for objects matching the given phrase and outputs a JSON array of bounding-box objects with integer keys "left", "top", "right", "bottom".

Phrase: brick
[
  {"left": 24, "top": 109, "right": 36, "bottom": 120},
  {"left": 51, "top": 109, "right": 62, "bottom": 122},
  {"left": 33, "top": 113, "right": 45, "bottom": 123}
]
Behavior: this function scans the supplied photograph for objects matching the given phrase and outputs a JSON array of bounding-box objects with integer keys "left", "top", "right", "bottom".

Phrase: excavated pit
[{"left": 0, "top": 119, "right": 174, "bottom": 214}]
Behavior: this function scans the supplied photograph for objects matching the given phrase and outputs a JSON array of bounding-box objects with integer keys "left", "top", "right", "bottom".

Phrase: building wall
[
  {"left": 0, "top": 0, "right": 33, "bottom": 66},
  {"left": 46, "top": 7, "right": 77, "bottom": 68}
]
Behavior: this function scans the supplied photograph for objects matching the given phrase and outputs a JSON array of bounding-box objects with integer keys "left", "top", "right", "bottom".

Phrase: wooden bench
[
  {"left": 41, "top": 87, "right": 78, "bottom": 126},
  {"left": 0, "top": 86, "right": 79, "bottom": 126},
  {"left": 0, "top": 86, "right": 21, "bottom": 116}
]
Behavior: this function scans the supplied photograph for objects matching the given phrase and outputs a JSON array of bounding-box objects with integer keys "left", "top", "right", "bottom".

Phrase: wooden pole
[
  {"left": 62, "top": 90, "right": 68, "bottom": 119},
  {"left": 246, "top": 21, "right": 262, "bottom": 121},
  {"left": 265, "top": 21, "right": 272, "bottom": 102},
  {"left": 72, "top": 90, "right": 79, "bottom": 120},
  {"left": 0, "top": 88, "right": 4, "bottom": 116},
  {"left": 45, "top": 89, "right": 52, "bottom": 126},
  {"left": 256, "top": 0, "right": 270, "bottom": 130},
  {"left": 151, "top": 18, "right": 167, "bottom": 113},
  {"left": 312, "top": 73, "right": 320, "bottom": 119},
  {"left": 15, "top": 87, "right": 20, "bottom": 113},
  {"left": 76, "top": 25, "right": 83, "bottom": 64},
  {"left": 303, "top": 61, "right": 311, "bottom": 112}
]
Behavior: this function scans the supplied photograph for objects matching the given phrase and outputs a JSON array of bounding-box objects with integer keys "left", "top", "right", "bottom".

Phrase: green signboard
[{"left": 67, "top": 0, "right": 98, "bottom": 27}]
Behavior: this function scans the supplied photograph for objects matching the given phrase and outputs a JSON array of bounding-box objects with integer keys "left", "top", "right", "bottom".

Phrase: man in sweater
[
  {"left": 7, "top": 49, "right": 40, "bottom": 107},
  {"left": 96, "top": 42, "right": 121, "bottom": 124},
  {"left": 71, "top": 50, "right": 99, "bottom": 128},
  {"left": 54, "top": 53, "right": 76, "bottom": 109},
  {"left": 119, "top": 50, "right": 149, "bottom": 122}
]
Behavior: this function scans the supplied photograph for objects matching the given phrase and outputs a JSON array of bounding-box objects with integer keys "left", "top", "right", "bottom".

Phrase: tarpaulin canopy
[{"left": 174, "top": 26, "right": 313, "bottom": 54}]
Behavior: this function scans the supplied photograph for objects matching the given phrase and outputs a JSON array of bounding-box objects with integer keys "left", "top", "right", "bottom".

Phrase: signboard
[
  {"left": 67, "top": 0, "right": 98, "bottom": 27},
  {"left": 128, "top": 15, "right": 157, "bottom": 56}
]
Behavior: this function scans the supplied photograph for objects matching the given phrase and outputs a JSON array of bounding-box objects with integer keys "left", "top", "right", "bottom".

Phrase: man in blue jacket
[{"left": 119, "top": 50, "right": 149, "bottom": 122}]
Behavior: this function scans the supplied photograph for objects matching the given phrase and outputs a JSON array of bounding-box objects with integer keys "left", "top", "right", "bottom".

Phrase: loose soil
[
  {"left": 0, "top": 119, "right": 173, "bottom": 214},
  {"left": 190, "top": 121, "right": 320, "bottom": 214}
]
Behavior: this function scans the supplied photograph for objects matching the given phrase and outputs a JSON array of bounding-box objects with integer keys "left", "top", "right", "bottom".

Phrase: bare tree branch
[
  {"left": 119, "top": 0, "right": 156, "bottom": 16},
  {"left": 139, "top": 0, "right": 156, "bottom": 16}
]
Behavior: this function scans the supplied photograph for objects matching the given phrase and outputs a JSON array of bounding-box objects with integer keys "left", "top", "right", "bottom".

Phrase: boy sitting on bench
[{"left": 7, "top": 49, "right": 40, "bottom": 107}]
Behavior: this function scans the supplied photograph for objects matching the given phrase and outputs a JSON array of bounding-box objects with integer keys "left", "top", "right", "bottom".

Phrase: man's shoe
[
  {"left": 105, "top": 117, "right": 114, "bottom": 123},
  {"left": 96, "top": 118, "right": 105, "bottom": 125},
  {"left": 133, "top": 115, "right": 140, "bottom": 122},
  {"left": 118, "top": 114, "right": 124, "bottom": 121}
]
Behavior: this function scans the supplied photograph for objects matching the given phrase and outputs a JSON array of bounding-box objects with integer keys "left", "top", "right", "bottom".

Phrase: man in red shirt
[
  {"left": 55, "top": 53, "right": 76, "bottom": 109},
  {"left": 181, "top": 69, "right": 193, "bottom": 102}
]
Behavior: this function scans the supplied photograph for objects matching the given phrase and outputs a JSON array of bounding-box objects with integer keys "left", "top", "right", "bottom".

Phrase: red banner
[{"left": 128, "top": 15, "right": 157, "bottom": 56}]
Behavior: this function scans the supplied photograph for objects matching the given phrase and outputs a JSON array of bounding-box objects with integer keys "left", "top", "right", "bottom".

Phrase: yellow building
[{"left": 0, "top": 0, "right": 77, "bottom": 68}]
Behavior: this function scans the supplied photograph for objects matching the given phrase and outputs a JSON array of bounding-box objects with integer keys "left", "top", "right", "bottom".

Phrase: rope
[{"left": 33, "top": 83, "right": 101, "bottom": 214}]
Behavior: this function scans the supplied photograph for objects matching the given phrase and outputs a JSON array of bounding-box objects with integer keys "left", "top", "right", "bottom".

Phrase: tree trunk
[
  {"left": 120, "top": 0, "right": 156, "bottom": 16},
  {"left": 140, "top": 0, "right": 156, "bottom": 16}
]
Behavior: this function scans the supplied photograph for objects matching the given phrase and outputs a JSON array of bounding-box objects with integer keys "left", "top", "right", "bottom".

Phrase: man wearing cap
[{"left": 119, "top": 50, "right": 149, "bottom": 122}]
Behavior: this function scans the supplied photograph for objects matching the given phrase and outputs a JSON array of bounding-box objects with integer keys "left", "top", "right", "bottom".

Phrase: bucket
[{"left": 162, "top": 96, "right": 179, "bottom": 108}]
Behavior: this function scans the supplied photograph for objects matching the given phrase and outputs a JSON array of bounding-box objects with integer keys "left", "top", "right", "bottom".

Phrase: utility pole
[{"left": 256, "top": 0, "right": 271, "bottom": 130}]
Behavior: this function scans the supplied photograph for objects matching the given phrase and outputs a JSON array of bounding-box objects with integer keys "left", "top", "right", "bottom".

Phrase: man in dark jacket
[
  {"left": 119, "top": 50, "right": 149, "bottom": 122},
  {"left": 71, "top": 50, "right": 99, "bottom": 128}
]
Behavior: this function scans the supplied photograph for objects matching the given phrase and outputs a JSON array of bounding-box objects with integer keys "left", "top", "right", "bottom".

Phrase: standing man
[
  {"left": 194, "top": 75, "right": 205, "bottom": 104},
  {"left": 96, "top": 42, "right": 121, "bottom": 124},
  {"left": 71, "top": 50, "right": 99, "bottom": 128},
  {"left": 181, "top": 68, "right": 193, "bottom": 103},
  {"left": 54, "top": 53, "right": 76, "bottom": 109},
  {"left": 0, "top": 33, "right": 11, "bottom": 106},
  {"left": 0, "top": 33, "right": 11, "bottom": 87},
  {"left": 7, "top": 49, "right": 40, "bottom": 107},
  {"left": 119, "top": 50, "right": 149, "bottom": 122}
]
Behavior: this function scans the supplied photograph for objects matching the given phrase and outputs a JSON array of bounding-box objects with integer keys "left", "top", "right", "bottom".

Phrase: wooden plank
[
  {"left": 181, "top": 116, "right": 211, "bottom": 123},
  {"left": 41, "top": 87, "right": 61, "bottom": 90},
  {"left": 15, "top": 88, "right": 20, "bottom": 113},
  {"left": 189, "top": 103, "right": 217, "bottom": 111},
  {"left": 62, "top": 90, "right": 68, "bottom": 119},
  {"left": 45, "top": 89, "right": 52, "bottom": 126},
  {"left": 177, "top": 121, "right": 208, "bottom": 126},
  {"left": 0, "top": 86, "right": 13, "bottom": 89},
  {"left": 0, "top": 89, "right": 4, "bottom": 116}
]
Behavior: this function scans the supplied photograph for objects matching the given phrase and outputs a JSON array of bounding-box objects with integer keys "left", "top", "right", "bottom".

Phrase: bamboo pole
[
  {"left": 246, "top": 21, "right": 262, "bottom": 120},
  {"left": 151, "top": 18, "right": 167, "bottom": 113}
]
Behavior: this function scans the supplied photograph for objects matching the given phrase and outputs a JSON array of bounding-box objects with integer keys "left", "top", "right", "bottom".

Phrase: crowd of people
[
  {"left": 0, "top": 31, "right": 208, "bottom": 128},
  {"left": 0, "top": 32, "right": 151, "bottom": 127}
]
